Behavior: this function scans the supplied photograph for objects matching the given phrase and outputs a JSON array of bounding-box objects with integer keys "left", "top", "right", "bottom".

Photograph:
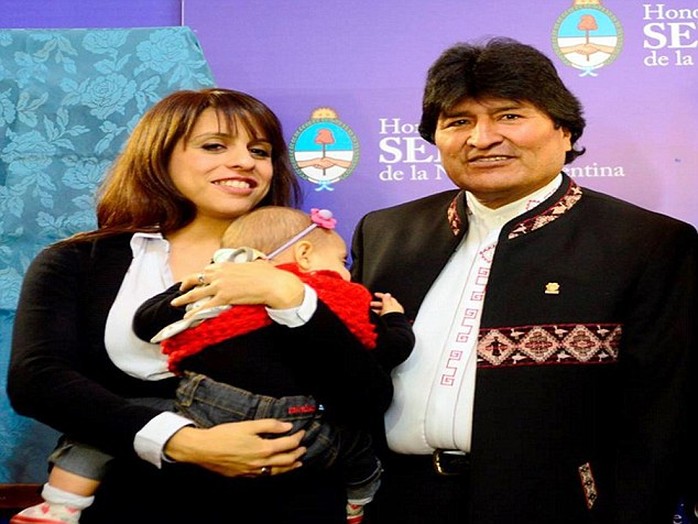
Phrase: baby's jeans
[{"left": 175, "top": 372, "right": 382, "bottom": 503}]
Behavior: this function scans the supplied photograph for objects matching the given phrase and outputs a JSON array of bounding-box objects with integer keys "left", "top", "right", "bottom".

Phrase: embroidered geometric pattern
[
  {"left": 477, "top": 323, "right": 621, "bottom": 367},
  {"left": 441, "top": 350, "right": 464, "bottom": 386},
  {"left": 578, "top": 462, "right": 598, "bottom": 509},
  {"left": 446, "top": 181, "right": 582, "bottom": 239},
  {"left": 508, "top": 181, "right": 582, "bottom": 239},
  {"left": 438, "top": 239, "right": 494, "bottom": 386},
  {"left": 447, "top": 191, "right": 465, "bottom": 236}
]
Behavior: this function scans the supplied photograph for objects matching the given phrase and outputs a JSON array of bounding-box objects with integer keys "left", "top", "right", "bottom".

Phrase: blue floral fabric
[{"left": 0, "top": 26, "right": 215, "bottom": 482}]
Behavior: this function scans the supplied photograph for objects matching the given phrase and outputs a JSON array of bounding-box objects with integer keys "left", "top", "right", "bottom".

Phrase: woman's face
[{"left": 168, "top": 107, "right": 274, "bottom": 222}]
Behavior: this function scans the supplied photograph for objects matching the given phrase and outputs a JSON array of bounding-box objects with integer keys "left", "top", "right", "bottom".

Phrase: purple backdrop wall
[
  {"left": 2, "top": 0, "right": 696, "bottom": 289},
  {"left": 184, "top": 0, "right": 697, "bottom": 244},
  {"left": 0, "top": 0, "right": 180, "bottom": 29}
]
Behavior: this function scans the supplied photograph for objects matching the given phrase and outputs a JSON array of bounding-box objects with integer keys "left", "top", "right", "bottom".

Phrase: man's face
[{"left": 434, "top": 97, "right": 572, "bottom": 209}]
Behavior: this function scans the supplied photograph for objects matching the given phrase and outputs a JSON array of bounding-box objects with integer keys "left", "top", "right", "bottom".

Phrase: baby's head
[{"left": 221, "top": 206, "right": 350, "bottom": 281}]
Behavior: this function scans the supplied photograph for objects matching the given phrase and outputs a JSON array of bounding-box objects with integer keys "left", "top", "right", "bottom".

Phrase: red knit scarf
[{"left": 162, "top": 263, "right": 378, "bottom": 373}]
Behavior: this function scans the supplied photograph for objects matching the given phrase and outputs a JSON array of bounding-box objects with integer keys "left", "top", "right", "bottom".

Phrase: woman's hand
[
  {"left": 164, "top": 419, "right": 306, "bottom": 477},
  {"left": 172, "top": 260, "right": 305, "bottom": 316}
]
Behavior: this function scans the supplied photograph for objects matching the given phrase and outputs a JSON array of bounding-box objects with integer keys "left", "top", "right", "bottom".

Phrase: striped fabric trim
[
  {"left": 508, "top": 181, "right": 582, "bottom": 239},
  {"left": 477, "top": 323, "right": 621, "bottom": 367},
  {"left": 447, "top": 191, "right": 464, "bottom": 236},
  {"left": 578, "top": 462, "right": 598, "bottom": 509}
]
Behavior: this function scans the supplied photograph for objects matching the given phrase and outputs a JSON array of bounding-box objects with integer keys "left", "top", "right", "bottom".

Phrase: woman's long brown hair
[{"left": 65, "top": 88, "right": 301, "bottom": 244}]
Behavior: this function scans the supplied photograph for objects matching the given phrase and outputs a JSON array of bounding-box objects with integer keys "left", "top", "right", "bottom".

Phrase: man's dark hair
[{"left": 418, "top": 37, "right": 586, "bottom": 164}]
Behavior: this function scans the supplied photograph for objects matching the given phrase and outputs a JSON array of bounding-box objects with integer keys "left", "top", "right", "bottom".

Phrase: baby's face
[{"left": 308, "top": 232, "right": 351, "bottom": 281}]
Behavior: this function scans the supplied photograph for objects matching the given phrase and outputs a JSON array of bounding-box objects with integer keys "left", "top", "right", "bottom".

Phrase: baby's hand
[{"left": 371, "top": 292, "right": 405, "bottom": 316}]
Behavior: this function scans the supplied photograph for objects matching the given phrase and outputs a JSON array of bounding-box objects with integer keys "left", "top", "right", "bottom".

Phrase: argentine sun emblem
[
  {"left": 552, "top": 0, "right": 623, "bottom": 77},
  {"left": 289, "top": 107, "right": 359, "bottom": 191}
]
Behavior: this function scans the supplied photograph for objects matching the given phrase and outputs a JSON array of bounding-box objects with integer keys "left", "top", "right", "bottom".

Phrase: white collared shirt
[
  {"left": 385, "top": 175, "right": 562, "bottom": 454},
  {"left": 104, "top": 232, "right": 317, "bottom": 467}
]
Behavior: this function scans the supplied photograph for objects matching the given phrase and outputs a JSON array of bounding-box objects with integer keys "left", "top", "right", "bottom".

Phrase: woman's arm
[
  {"left": 8, "top": 242, "right": 306, "bottom": 477},
  {"left": 8, "top": 242, "right": 165, "bottom": 458},
  {"left": 132, "top": 283, "right": 187, "bottom": 342},
  {"left": 171, "top": 259, "right": 306, "bottom": 313},
  {"left": 169, "top": 260, "right": 395, "bottom": 421},
  {"left": 164, "top": 420, "right": 305, "bottom": 477}
]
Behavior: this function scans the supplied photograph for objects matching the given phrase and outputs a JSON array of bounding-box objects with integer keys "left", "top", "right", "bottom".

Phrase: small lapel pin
[{"left": 545, "top": 282, "right": 560, "bottom": 295}]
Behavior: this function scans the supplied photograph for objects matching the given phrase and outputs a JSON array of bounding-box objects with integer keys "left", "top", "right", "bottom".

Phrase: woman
[{"left": 8, "top": 88, "right": 381, "bottom": 523}]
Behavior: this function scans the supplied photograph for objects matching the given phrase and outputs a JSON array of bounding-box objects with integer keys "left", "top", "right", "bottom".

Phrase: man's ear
[{"left": 292, "top": 241, "right": 313, "bottom": 270}]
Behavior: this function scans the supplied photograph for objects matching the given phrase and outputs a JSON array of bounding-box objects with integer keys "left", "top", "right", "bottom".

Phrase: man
[{"left": 351, "top": 37, "right": 697, "bottom": 524}]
